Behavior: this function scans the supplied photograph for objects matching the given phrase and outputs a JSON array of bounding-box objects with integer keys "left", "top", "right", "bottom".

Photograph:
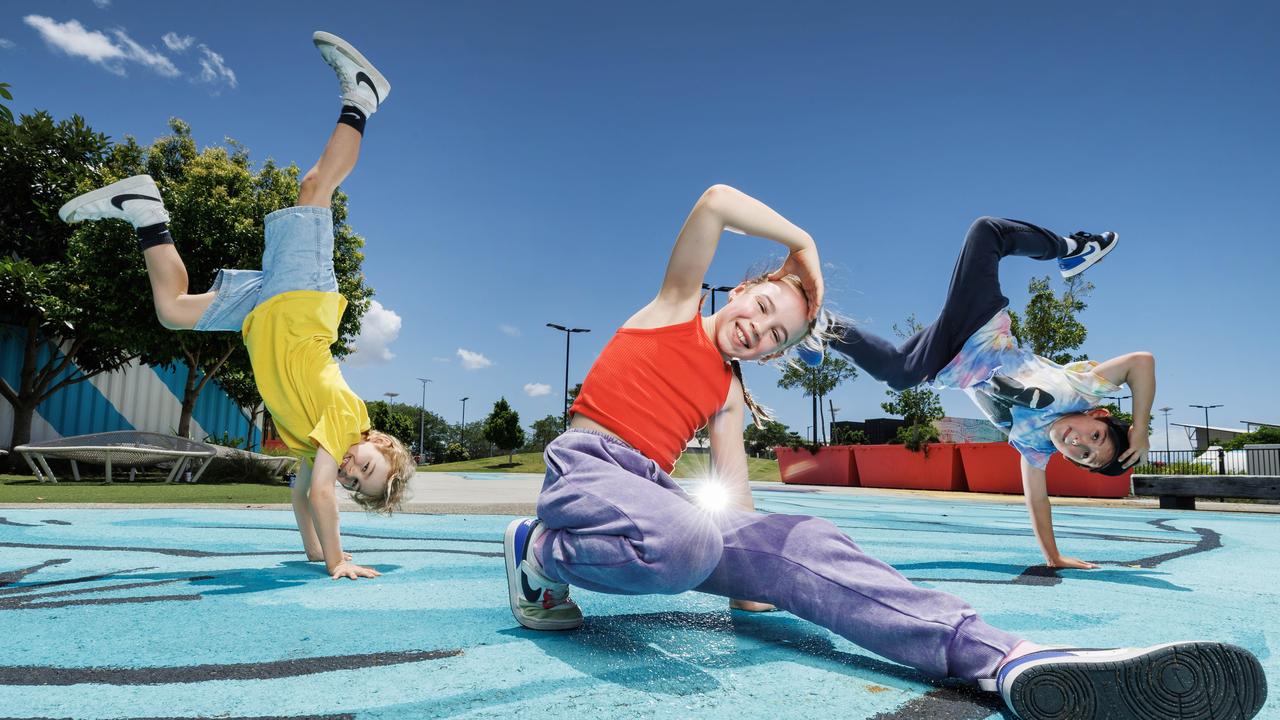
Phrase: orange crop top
[{"left": 569, "top": 314, "right": 733, "bottom": 473}]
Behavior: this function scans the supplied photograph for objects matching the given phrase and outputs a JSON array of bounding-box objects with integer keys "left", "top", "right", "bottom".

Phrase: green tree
[
  {"left": 0, "top": 83, "right": 14, "bottom": 125},
  {"left": 483, "top": 397, "right": 526, "bottom": 464},
  {"left": 776, "top": 356, "right": 858, "bottom": 444},
  {"left": 366, "top": 400, "right": 416, "bottom": 448},
  {"left": 881, "top": 387, "right": 945, "bottom": 451},
  {"left": 1222, "top": 426, "right": 1280, "bottom": 451},
  {"left": 527, "top": 414, "right": 562, "bottom": 451},
  {"left": 68, "top": 119, "right": 373, "bottom": 438},
  {"left": 1008, "top": 275, "right": 1093, "bottom": 364},
  {"left": 743, "top": 419, "right": 793, "bottom": 457},
  {"left": 442, "top": 442, "right": 470, "bottom": 463},
  {"left": 0, "top": 111, "right": 135, "bottom": 462}
]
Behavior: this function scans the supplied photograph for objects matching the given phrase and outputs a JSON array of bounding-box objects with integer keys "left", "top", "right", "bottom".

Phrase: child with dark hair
[{"left": 818, "top": 216, "right": 1151, "bottom": 568}]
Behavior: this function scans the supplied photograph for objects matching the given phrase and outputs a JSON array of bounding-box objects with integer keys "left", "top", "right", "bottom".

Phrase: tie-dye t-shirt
[{"left": 932, "top": 310, "right": 1121, "bottom": 469}]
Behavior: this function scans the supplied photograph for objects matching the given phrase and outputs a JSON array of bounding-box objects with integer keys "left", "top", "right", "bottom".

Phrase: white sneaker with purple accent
[{"left": 983, "top": 641, "right": 1266, "bottom": 719}]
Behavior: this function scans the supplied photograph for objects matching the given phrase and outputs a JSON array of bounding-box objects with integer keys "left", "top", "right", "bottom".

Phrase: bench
[{"left": 1131, "top": 474, "right": 1280, "bottom": 510}]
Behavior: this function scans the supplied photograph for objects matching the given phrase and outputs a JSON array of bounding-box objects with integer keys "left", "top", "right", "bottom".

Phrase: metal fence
[{"left": 1136, "top": 447, "right": 1280, "bottom": 476}]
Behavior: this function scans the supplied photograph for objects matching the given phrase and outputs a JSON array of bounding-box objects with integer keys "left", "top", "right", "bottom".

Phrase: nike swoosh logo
[
  {"left": 519, "top": 567, "right": 541, "bottom": 603},
  {"left": 356, "top": 71, "right": 379, "bottom": 106},
  {"left": 111, "top": 193, "right": 162, "bottom": 210}
]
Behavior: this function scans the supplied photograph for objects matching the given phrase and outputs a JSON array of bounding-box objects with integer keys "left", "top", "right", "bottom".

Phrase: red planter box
[
  {"left": 955, "top": 441, "right": 1131, "bottom": 498},
  {"left": 852, "top": 444, "right": 966, "bottom": 491},
  {"left": 957, "top": 442, "right": 1023, "bottom": 494},
  {"left": 1045, "top": 454, "right": 1132, "bottom": 498},
  {"left": 776, "top": 446, "right": 859, "bottom": 487}
]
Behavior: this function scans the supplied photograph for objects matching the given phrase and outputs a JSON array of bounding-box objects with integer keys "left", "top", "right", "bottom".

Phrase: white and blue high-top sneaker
[
  {"left": 503, "top": 518, "right": 583, "bottom": 631},
  {"left": 1058, "top": 230, "right": 1119, "bottom": 279},
  {"left": 58, "top": 174, "right": 170, "bottom": 228},
  {"left": 312, "top": 31, "right": 391, "bottom": 118},
  {"left": 983, "top": 642, "right": 1266, "bottom": 719}
]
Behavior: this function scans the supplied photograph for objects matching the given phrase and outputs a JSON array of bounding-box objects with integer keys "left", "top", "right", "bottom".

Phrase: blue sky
[{"left": 5, "top": 1, "right": 1277, "bottom": 450}]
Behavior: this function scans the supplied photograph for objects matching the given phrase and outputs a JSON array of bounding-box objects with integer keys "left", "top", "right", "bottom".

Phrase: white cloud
[
  {"left": 92, "top": 0, "right": 111, "bottom": 8},
  {"left": 23, "top": 15, "right": 177, "bottom": 77},
  {"left": 524, "top": 383, "right": 552, "bottom": 397},
  {"left": 195, "top": 43, "right": 236, "bottom": 89},
  {"left": 0, "top": 38, "right": 15, "bottom": 50},
  {"left": 111, "top": 29, "right": 179, "bottom": 77},
  {"left": 457, "top": 348, "right": 492, "bottom": 370},
  {"left": 162, "top": 32, "right": 194, "bottom": 52},
  {"left": 23, "top": 16, "right": 232, "bottom": 91},
  {"left": 344, "top": 300, "right": 402, "bottom": 366},
  {"left": 499, "top": 324, "right": 521, "bottom": 337},
  {"left": 24, "top": 16, "right": 122, "bottom": 66}
]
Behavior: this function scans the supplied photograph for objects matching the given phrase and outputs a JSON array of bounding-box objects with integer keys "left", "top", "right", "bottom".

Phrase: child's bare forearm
[
  {"left": 1125, "top": 353, "right": 1156, "bottom": 429},
  {"left": 701, "top": 184, "right": 813, "bottom": 252},
  {"left": 1020, "top": 464, "right": 1061, "bottom": 562},
  {"left": 291, "top": 482, "right": 323, "bottom": 559}
]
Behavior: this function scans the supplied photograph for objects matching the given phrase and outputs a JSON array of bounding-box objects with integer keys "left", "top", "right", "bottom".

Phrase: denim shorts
[{"left": 193, "top": 206, "right": 341, "bottom": 332}]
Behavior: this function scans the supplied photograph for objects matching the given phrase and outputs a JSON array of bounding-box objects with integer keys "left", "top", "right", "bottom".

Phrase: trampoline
[{"left": 14, "top": 431, "right": 296, "bottom": 484}]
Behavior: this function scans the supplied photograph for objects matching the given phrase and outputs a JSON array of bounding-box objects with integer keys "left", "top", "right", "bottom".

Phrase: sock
[
  {"left": 999, "top": 640, "right": 1045, "bottom": 667},
  {"left": 1062, "top": 237, "right": 1079, "bottom": 256},
  {"left": 337, "top": 105, "right": 367, "bottom": 135},
  {"left": 137, "top": 222, "right": 174, "bottom": 251}
]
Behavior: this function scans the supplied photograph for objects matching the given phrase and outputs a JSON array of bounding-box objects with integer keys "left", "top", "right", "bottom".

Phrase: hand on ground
[
  {"left": 1047, "top": 555, "right": 1098, "bottom": 570},
  {"left": 330, "top": 561, "right": 380, "bottom": 580}
]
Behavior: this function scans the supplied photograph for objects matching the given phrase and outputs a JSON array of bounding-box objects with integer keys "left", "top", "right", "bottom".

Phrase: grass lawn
[
  {"left": 421, "top": 451, "right": 781, "bottom": 482},
  {"left": 0, "top": 474, "right": 290, "bottom": 504}
]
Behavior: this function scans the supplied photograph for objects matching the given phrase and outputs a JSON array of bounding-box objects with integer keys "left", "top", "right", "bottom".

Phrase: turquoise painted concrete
[{"left": 0, "top": 490, "right": 1275, "bottom": 719}]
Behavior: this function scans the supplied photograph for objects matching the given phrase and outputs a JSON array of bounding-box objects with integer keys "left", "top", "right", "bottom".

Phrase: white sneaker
[
  {"left": 312, "top": 31, "right": 390, "bottom": 117},
  {"left": 58, "top": 175, "right": 169, "bottom": 228},
  {"left": 503, "top": 518, "right": 583, "bottom": 631},
  {"left": 985, "top": 641, "right": 1267, "bottom": 719}
]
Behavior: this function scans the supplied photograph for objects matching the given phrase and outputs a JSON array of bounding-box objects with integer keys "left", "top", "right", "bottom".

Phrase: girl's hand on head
[{"left": 769, "top": 244, "right": 824, "bottom": 320}]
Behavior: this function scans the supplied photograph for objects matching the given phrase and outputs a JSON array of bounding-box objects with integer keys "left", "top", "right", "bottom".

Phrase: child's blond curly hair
[{"left": 348, "top": 429, "right": 416, "bottom": 515}]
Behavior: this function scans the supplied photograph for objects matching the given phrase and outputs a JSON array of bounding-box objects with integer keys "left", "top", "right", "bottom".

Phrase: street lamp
[
  {"left": 1190, "top": 403, "right": 1223, "bottom": 452},
  {"left": 1105, "top": 394, "right": 1132, "bottom": 416},
  {"left": 701, "top": 283, "right": 735, "bottom": 313},
  {"left": 459, "top": 396, "right": 470, "bottom": 445},
  {"left": 1158, "top": 406, "right": 1173, "bottom": 452},
  {"left": 417, "top": 378, "right": 432, "bottom": 462},
  {"left": 547, "top": 323, "right": 591, "bottom": 431}
]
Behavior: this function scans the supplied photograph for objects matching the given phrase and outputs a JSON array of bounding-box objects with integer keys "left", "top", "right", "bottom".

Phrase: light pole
[
  {"left": 417, "top": 378, "right": 431, "bottom": 462},
  {"left": 701, "top": 283, "right": 734, "bottom": 313},
  {"left": 1158, "top": 406, "right": 1173, "bottom": 452},
  {"left": 547, "top": 323, "right": 591, "bottom": 431},
  {"left": 459, "top": 397, "right": 469, "bottom": 445},
  {"left": 1105, "top": 394, "right": 1132, "bottom": 416},
  {"left": 384, "top": 391, "right": 399, "bottom": 403},
  {"left": 1190, "top": 403, "right": 1223, "bottom": 452}
]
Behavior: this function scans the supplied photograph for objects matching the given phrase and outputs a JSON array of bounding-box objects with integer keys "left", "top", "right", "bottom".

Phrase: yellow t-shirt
[{"left": 242, "top": 290, "right": 370, "bottom": 463}]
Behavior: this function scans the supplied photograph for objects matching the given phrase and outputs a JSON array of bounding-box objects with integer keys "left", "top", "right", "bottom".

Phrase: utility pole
[
  {"left": 1158, "top": 406, "right": 1173, "bottom": 452},
  {"left": 417, "top": 378, "right": 431, "bottom": 463}
]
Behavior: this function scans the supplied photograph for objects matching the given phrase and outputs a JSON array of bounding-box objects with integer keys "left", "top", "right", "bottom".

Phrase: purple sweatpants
[{"left": 534, "top": 429, "right": 1023, "bottom": 681}]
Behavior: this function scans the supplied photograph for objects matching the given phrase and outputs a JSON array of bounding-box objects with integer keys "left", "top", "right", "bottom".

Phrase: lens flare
[{"left": 691, "top": 478, "right": 732, "bottom": 513}]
